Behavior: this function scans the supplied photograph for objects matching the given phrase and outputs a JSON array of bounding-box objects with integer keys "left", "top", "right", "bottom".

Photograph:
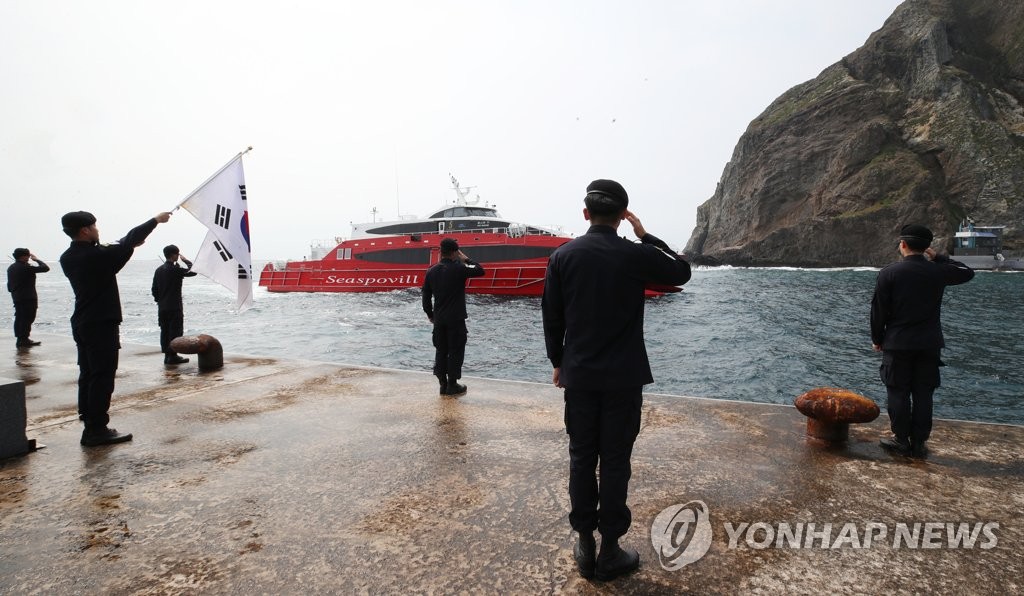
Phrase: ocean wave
[{"left": 696, "top": 265, "right": 880, "bottom": 272}]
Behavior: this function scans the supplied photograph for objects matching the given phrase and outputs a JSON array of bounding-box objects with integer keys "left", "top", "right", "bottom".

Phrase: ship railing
[
  {"left": 258, "top": 265, "right": 306, "bottom": 287},
  {"left": 435, "top": 225, "right": 564, "bottom": 238},
  {"left": 309, "top": 238, "right": 343, "bottom": 260},
  {"left": 954, "top": 248, "right": 1001, "bottom": 257}
]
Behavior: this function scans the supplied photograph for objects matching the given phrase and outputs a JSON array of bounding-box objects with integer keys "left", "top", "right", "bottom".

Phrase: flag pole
[{"left": 174, "top": 146, "right": 253, "bottom": 210}]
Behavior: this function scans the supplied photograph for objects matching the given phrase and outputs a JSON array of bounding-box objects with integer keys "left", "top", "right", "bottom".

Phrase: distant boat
[
  {"left": 952, "top": 219, "right": 1024, "bottom": 271},
  {"left": 259, "top": 175, "right": 685, "bottom": 296}
]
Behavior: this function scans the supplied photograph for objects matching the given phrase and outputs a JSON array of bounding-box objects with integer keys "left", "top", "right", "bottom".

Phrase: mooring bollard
[
  {"left": 169, "top": 334, "right": 224, "bottom": 371},
  {"left": 794, "top": 387, "right": 880, "bottom": 443}
]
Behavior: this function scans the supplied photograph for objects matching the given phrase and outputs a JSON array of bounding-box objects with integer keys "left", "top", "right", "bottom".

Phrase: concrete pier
[{"left": 1, "top": 333, "right": 1021, "bottom": 594}]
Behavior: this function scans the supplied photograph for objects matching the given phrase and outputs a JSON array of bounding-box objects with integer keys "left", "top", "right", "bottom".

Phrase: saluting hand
[{"left": 624, "top": 210, "right": 646, "bottom": 239}]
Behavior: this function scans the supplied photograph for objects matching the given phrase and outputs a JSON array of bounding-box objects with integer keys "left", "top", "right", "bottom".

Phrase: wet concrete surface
[{"left": 1, "top": 332, "right": 1022, "bottom": 594}]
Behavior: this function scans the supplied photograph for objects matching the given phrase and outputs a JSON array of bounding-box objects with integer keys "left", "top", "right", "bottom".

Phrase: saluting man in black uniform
[
  {"left": 542, "top": 179, "right": 692, "bottom": 581},
  {"left": 60, "top": 210, "right": 172, "bottom": 447},
  {"left": 422, "top": 237, "right": 485, "bottom": 396},
  {"left": 871, "top": 224, "right": 974, "bottom": 457},
  {"left": 7, "top": 248, "right": 50, "bottom": 347},
  {"left": 152, "top": 244, "right": 197, "bottom": 365}
]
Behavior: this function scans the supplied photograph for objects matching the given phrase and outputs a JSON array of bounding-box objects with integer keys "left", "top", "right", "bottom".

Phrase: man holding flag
[
  {"left": 54, "top": 149, "right": 252, "bottom": 448},
  {"left": 60, "top": 210, "right": 173, "bottom": 447}
]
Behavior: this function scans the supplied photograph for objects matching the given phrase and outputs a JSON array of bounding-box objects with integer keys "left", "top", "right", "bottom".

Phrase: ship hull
[
  {"left": 260, "top": 262, "right": 553, "bottom": 295},
  {"left": 259, "top": 232, "right": 684, "bottom": 296},
  {"left": 954, "top": 254, "right": 1024, "bottom": 271}
]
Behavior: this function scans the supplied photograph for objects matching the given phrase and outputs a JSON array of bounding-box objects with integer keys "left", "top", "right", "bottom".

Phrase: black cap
[
  {"left": 440, "top": 238, "right": 459, "bottom": 253},
  {"left": 61, "top": 211, "right": 97, "bottom": 237},
  {"left": 899, "top": 224, "right": 933, "bottom": 242},
  {"left": 12, "top": 248, "right": 29, "bottom": 259},
  {"left": 163, "top": 245, "right": 180, "bottom": 259},
  {"left": 585, "top": 179, "right": 629, "bottom": 215}
]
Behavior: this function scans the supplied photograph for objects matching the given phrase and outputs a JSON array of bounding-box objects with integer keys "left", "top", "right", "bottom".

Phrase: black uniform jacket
[
  {"left": 7, "top": 259, "right": 50, "bottom": 301},
  {"left": 870, "top": 253, "right": 974, "bottom": 351},
  {"left": 60, "top": 218, "right": 159, "bottom": 327},
  {"left": 152, "top": 259, "right": 197, "bottom": 313},
  {"left": 542, "top": 225, "right": 692, "bottom": 391},
  {"left": 422, "top": 257, "right": 486, "bottom": 325}
]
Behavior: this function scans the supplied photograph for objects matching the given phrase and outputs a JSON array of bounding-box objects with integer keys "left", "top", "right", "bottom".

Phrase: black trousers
[
  {"left": 72, "top": 322, "right": 121, "bottom": 432},
  {"left": 432, "top": 320, "right": 467, "bottom": 380},
  {"left": 158, "top": 310, "right": 184, "bottom": 354},
  {"left": 880, "top": 349, "right": 941, "bottom": 444},
  {"left": 564, "top": 387, "right": 643, "bottom": 541},
  {"left": 13, "top": 299, "right": 38, "bottom": 340}
]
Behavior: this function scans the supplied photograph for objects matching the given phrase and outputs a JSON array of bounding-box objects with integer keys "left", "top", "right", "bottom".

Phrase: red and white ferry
[{"left": 260, "top": 177, "right": 573, "bottom": 296}]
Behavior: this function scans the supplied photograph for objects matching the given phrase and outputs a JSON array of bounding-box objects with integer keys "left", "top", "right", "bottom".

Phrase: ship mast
[{"left": 449, "top": 173, "right": 480, "bottom": 206}]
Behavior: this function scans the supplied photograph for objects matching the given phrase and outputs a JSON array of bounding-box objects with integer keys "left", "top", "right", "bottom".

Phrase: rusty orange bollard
[
  {"left": 795, "top": 387, "right": 880, "bottom": 443},
  {"left": 169, "top": 334, "right": 224, "bottom": 371}
]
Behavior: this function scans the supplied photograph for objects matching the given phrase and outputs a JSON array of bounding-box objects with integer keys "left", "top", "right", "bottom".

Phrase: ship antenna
[
  {"left": 449, "top": 173, "right": 477, "bottom": 205},
  {"left": 394, "top": 145, "right": 401, "bottom": 218}
]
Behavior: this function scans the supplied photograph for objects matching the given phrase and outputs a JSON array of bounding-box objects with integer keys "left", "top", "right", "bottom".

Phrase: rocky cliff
[{"left": 684, "top": 0, "right": 1024, "bottom": 267}]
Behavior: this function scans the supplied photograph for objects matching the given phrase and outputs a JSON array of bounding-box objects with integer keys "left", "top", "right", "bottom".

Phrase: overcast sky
[{"left": 2, "top": 0, "right": 904, "bottom": 261}]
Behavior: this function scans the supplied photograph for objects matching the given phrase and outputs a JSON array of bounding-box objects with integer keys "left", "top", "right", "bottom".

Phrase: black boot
[
  {"left": 573, "top": 532, "right": 596, "bottom": 579},
  {"left": 437, "top": 375, "right": 448, "bottom": 395},
  {"left": 164, "top": 353, "right": 189, "bottom": 365},
  {"left": 880, "top": 435, "right": 911, "bottom": 455},
  {"left": 446, "top": 375, "right": 467, "bottom": 397},
  {"left": 595, "top": 540, "right": 640, "bottom": 581},
  {"left": 81, "top": 427, "right": 133, "bottom": 447}
]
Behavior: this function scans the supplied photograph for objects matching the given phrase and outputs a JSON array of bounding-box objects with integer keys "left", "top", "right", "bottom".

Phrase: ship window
[
  {"left": 354, "top": 248, "right": 431, "bottom": 264},
  {"left": 429, "top": 207, "right": 497, "bottom": 219},
  {"left": 336, "top": 248, "right": 352, "bottom": 260}
]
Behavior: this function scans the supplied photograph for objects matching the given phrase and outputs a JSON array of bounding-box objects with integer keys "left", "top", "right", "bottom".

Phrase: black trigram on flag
[
  {"left": 213, "top": 240, "right": 233, "bottom": 262},
  {"left": 238, "top": 264, "right": 249, "bottom": 280},
  {"left": 215, "top": 204, "right": 232, "bottom": 229},
  {"left": 238, "top": 184, "right": 247, "bottom": 202}
]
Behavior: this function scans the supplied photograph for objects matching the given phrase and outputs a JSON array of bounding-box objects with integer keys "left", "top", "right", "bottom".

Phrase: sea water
[{"left": 7, "top": 260, "right": 1022, "bottom": 425}]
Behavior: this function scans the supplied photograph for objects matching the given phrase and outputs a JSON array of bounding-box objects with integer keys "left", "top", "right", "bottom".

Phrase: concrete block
[{"left": 0, "top": 376, "right": 30, "bottom": 459}]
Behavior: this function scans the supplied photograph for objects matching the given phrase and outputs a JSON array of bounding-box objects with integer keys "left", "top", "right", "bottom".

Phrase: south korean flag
[{"left": 179, "top": 152, "right": 254, "bottom": 312}]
